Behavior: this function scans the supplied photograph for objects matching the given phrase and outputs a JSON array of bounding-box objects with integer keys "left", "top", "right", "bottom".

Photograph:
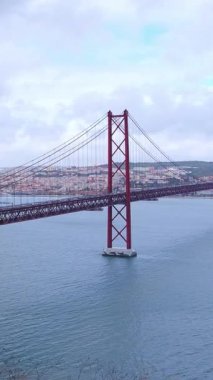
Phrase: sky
[{"left": 0, "top": 0, "right": 213, "bottom": 166}]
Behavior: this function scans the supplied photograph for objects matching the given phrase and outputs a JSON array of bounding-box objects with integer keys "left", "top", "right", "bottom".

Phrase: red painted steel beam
[
  {"left": 107, "top": 111, "right": 113, "bottom": 248},
  {"left": 124, "top": 109, "right": 131, "bottom": 249},
  {"left": 106, "top": 110, "right": 132, "bottom": 249}
]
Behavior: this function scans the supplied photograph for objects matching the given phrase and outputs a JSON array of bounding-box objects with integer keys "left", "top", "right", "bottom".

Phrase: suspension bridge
[{"left": 1, "top": 110, "right": 213, "bottom": 257}]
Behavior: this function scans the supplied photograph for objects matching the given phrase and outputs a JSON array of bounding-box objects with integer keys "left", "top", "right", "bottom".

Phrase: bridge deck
[{"left": 1, "top": 182, "right": 213, "bottom": 225}]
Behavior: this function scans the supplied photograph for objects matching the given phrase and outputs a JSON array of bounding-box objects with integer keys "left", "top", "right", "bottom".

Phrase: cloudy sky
[{"left": 0, "top": 0, "right": 212, "bottom": 165}]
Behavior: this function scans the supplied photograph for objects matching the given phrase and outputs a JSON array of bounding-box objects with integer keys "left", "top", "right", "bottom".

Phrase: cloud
[
  {"left": 0, "top": 0, "right": 212, "bottom": 165},
  {"left": 0, "top": 0, "right": 27, "bottom": 14}
]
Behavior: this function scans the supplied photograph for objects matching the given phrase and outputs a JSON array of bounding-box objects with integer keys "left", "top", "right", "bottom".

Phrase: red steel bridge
[{"left": 1, "top": 110, "right": 213, "bottom": 255}]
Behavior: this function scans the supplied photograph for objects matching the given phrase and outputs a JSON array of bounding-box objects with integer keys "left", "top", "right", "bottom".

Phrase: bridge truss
[{"left": 1, "top": 182, "right": 213, "bottom": 226}]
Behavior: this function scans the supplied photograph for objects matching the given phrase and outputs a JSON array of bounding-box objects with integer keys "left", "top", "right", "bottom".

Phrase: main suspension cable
[
  {"left": 129, "top": 113, "right": 198, "bottom": 183},
  {"left": 0, "top": 125, "right": 108, "bottom": 190},
  {"left": 0, "top": 113, "right": 107, "bottom": 183}
]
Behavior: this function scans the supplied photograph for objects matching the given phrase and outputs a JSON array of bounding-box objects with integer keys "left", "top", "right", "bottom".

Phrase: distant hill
[{"left": 128, "top": 161, "right": 213, "bottom": 178}]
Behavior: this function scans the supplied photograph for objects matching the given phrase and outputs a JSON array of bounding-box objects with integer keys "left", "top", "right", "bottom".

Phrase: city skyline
[{"left": 1, "top": 161, "right": 212, "bottom": 196}]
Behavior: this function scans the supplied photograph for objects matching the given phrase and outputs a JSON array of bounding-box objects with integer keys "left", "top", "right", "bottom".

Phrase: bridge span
[
  {"left": 1, "top": 181, "right": 213, "bottom": 226},
  {"left": 1, "top": 110, "right": 213, "bottom": 257}
]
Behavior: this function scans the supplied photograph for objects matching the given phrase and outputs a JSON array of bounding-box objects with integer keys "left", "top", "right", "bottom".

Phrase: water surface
[{"left": 1, "top": 198, "right": 213, "bottom": 379}]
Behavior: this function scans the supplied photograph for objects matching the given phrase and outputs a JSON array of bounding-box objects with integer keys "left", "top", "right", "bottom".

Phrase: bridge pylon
[{"left": 103, "top": 110, "right": 137, "bottom": 258}]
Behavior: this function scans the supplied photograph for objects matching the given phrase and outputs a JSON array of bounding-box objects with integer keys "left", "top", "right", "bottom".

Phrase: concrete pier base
[{"left": 102, "top": 247, "right": 137, "bottom": 258}]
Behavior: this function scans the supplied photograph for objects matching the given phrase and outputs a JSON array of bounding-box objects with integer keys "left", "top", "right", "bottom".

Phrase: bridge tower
[{"left": 103, "top": 110, "right": 137, "bottom": 257}]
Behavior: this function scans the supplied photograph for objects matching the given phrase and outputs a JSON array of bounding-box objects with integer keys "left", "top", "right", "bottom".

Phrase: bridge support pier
[{"left": 103, "top": 110, "right": 137, "bottom": 258}]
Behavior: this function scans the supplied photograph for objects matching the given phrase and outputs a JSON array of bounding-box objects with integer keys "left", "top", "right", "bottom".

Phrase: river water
[{"left": 0, "top": 198, "right": 213, "bottom": 379}]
